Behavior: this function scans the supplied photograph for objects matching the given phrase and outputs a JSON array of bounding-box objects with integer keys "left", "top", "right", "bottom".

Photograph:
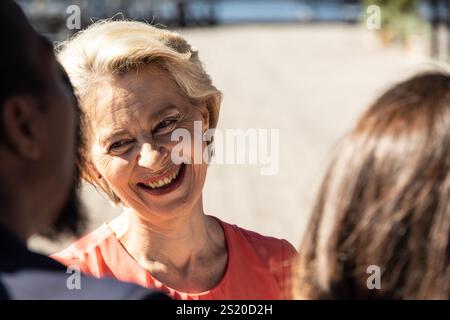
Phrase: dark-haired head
[
  {"left": 295, "top": 72, "right": 450, "bottom": 299},
  {"left": 0, "top": 0, "right": 86, "bottom": 241}
]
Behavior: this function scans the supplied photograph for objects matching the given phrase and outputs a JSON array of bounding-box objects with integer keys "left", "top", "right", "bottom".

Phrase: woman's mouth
[{"left": 137, "top": 163, "right": 186, "bottom": 196}]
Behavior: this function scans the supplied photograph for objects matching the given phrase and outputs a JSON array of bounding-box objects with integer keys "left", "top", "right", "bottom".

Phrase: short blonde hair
[{"left": 57, "top": 20, "right": 222, "bottom": 203}]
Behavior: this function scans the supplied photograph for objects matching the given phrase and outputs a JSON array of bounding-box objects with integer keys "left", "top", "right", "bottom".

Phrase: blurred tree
[{"left": 363, "top": 0, "right": 428, "bottom": 46}]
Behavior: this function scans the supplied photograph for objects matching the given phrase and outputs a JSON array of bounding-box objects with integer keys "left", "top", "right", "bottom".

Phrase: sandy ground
[{"left": 30, "top": 23, "right": 441, "bottom": 254}]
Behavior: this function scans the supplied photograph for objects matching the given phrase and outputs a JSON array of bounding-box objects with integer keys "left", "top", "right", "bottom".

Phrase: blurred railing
[
  {"left": 17, "top": 0, "right": 450, "bottom": 62},
  {"left": 429, "top": 0, "right": 450, "bottom": 61}
]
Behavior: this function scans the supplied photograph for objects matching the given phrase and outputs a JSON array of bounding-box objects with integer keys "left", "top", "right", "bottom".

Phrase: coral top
[{"left": 52, "top": 217, "right": 297, "bottom": 300}]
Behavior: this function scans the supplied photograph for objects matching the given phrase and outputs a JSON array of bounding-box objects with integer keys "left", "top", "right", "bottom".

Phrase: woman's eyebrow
[
  {"left": 150, "top": 105, "right": 180, "bottom": 120},
  {"left": 98, "top": 106, "right": 181, "bottom": 146},
  {"left": 99, "top": 129, "right": 129, "bottom": 146}
]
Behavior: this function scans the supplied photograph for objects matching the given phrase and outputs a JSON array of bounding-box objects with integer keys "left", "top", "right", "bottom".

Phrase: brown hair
[{"left": 294, "top": 72, "right": 450, "bottom": 299}]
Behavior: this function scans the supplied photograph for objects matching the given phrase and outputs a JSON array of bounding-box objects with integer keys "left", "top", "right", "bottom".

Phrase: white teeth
[{"left": 144, "top": 166, "right": 182, "bottom": 189}]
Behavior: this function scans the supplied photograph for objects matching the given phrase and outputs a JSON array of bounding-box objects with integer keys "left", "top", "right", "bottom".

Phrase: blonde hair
[{"left": 57, "top": 20, "right": 222, "bottom": 203}]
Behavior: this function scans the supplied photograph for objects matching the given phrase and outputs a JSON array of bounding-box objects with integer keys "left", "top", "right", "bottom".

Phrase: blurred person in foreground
[
  {"left": 51, "top": 20, "right": 296, "bottom": 299},
  {"left": 0, "top": 0, "right": 167, "bottom": 300},
  {"left": 294, "top": 72, "right": 450, "bottom": 299}
]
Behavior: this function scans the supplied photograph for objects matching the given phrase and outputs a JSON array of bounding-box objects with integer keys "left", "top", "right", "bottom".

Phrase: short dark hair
[
  {"left": 294, "top": 72, "right": 450, "bottom": 299},
  {"left": 0, "top": 1, "right": 46, "bottom": 139}
]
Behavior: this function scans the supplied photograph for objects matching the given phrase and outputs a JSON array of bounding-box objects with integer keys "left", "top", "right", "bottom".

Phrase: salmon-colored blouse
[{"left": 52, "top": 217, "right": 297, "bottom": 300}]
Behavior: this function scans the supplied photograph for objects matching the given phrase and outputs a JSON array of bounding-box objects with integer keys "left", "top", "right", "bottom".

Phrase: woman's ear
[
  {"left": 199, "top": 103, "right": 210, "bottom": 131},
  {"left": 84, "top": 161, "right": 102, "bottom": 185},
  {"left": 84, "top": 160, "right": 121, "bottom": 204}
]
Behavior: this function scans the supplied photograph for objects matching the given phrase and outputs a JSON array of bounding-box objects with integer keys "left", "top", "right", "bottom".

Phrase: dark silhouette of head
[{"left": 0, "top": 0, "right": 86, "bottom": 240}]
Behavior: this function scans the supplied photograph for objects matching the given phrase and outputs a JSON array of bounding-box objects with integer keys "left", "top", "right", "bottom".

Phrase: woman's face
[{"left": 89, "top": 65, "right": 209, "bottom": 220}]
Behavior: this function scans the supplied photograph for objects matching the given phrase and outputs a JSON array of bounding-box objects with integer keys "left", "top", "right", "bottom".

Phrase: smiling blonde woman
[{"left": 51, "top": 20, "right": 296, "bottom": 300}]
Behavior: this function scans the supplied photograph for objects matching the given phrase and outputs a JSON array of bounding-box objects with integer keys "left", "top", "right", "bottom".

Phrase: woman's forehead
[
  {"left": 87, "top": 69, "right": 191, "bottom": 143},
  {"left": 90, "top": 69, "right": 184, "bottom": 119}
]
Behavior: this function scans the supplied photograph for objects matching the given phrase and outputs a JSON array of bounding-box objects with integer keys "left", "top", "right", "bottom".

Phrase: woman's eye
[
  {"left": 155, "top": 118, "right": 178, "bottom": 132},
  {"left": 109, "top": 139, "right": 133, "bottom": 152}
]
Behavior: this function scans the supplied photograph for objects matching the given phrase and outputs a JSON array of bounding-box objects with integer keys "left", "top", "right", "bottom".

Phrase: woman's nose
[{"left": 137, "top": 142, "right": 166, "bottom": 169}]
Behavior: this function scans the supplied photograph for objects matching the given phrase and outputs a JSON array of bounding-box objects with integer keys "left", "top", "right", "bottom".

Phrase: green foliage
[{"left": 363, "top": 0, "right": 429, "bottom": 43}]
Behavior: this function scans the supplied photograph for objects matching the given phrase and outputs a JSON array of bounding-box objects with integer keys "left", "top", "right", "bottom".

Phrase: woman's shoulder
[
  {"left": 50, "top": 223, "right": 115, "bottom": 274},
  {"left": 216, "top": 217, "right": 297, "bottom": 298},
  {"left": 217, "top": 218, "right": 297, "bottom": 261}
]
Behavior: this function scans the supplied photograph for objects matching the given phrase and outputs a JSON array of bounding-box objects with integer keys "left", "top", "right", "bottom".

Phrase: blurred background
[{"left": 20, "top": 0, "right": 450, "bottom": 253}]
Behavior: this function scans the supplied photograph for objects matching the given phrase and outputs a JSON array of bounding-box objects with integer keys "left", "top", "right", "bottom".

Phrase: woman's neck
[{"left": 109, "top": 200, "right": 226, "bottom": 280}]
